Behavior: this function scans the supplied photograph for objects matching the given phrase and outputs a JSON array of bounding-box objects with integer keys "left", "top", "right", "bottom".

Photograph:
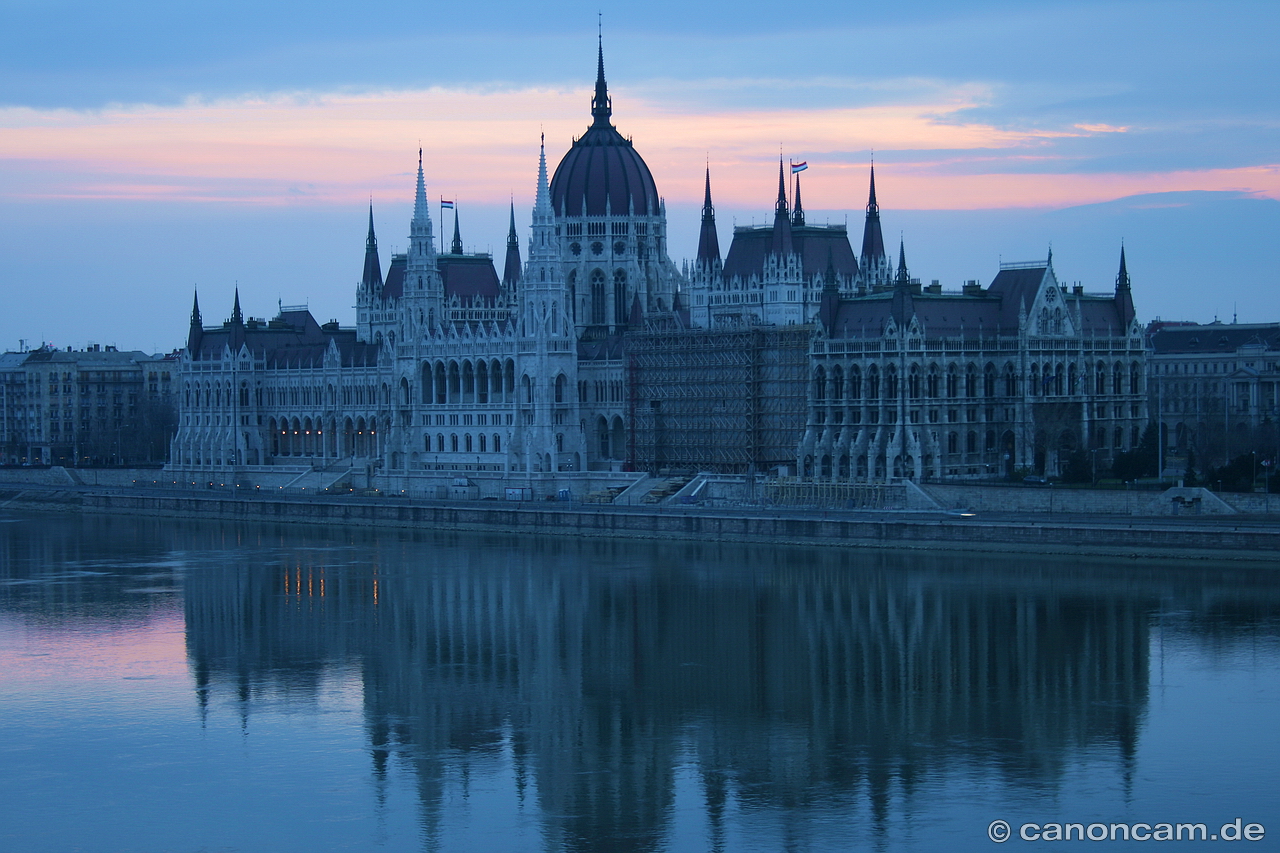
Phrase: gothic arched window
[{"left": 590, "top": 270, "right": 606, "bottom": 325}]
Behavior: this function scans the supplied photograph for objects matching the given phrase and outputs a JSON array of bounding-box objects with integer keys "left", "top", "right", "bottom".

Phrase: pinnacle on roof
[
  {"left": 533, "top": 133, "right": 551, "bottom": 216},
  {"left": 774, "top": 157, "right": 788, "bottom": 219},
  {"left": 503, "top": 200, "right": 522, "bottom": 287},
  {"left": 895, "top": 237, "right": 910, "bottom": 286},
  {"left": 770, "top": 158, "right": 794, "bottom": 257},
  {"left": 450, "top": 203, "right": 463, "bottom": 254},
  {"left": 866, "top": 161, "right": 879, "bottom": 215},
  {"left": 860, "top": 160, "right": 887, "bottom": 266},
  {"left": 701, "top": 165, "right": 714, "bottom": 221},
  {"left": 590, "top": 35, "right": 612, "bottom": 128},
  {"left": 361, "top": 203, "right": 384, "bottom": 292},
  {"left": 792, "top": 171, "right": 805, "bottom": 227},
  {"left": 231, "top": 288, "right": 243, "bottom": 325},
  {"left": 696, "top": 166, "right": 720, "bottom": 264},
  {"left": 413, "top": 148, "right": 429, "bottom": 224},
  {"left": 1115, "top": 243, "right": 1136, "bottom": 331},
  {"left": 190, "top": 289, "right": 201, "bottom": 328}
]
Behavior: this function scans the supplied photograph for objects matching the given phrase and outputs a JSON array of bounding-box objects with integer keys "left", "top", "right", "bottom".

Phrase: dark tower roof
[
  {"left": 361, "top": 204, "right": 383, "bottom": 292},
  {"left": 1115, "top": 244, "right": 1136, "bottom": 330},
  {"left": 502, "top": 201, "right": 522, "bottom": 287},
  {"left": 549, "top": 39, "right": 660, "bottom": 218},
  {"left": 792, "top": 171, "right": 805, "bottom": 227},
  {"left": 449, "top": 204, "right": 463, "bottom": 254},
  {"left": 187, "top": 290, "right": 202, "bottom": 352},
  {"left": 860, "top": 162, "right": 886, "bottom": 267},
  {"left": 895, "top": 237, "right": 909, "bottom": 285},
  {"left": 696, "top": 167, "right": 720, "bottom": 264},
  {"left": 770, "top": 158, "right": 794, "bottom": 256},
  {"left": 231, "top": 288, "right": 243, "bottom": 325}
]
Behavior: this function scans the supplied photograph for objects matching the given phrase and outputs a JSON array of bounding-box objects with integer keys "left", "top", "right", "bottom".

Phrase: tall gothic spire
[
  {"left": 590, "top": 35, "right": 612, "bottom": 128},
  {"left": 413, "top": 148, "right": 428, "bottom": 223},
  {"left": 792, "top": 171, "right": 805, "bottom": 226},
  {"left": 361, "top": 203, "right": 384, "bottom": 292},
  {"left": 1115, "top": 243, "right": 1136, "bottom": 329},
  {"left": 895, "top": 237, "right": 910, "bottom": 286},
  {"left": 503, "top": 200, "right": 522, "bottom": 287},
  {"left": 696, "top": 166, "right": 720, "bottom": 264},
  {"left": 771, "top": 158, "right": 794, "bottom": 257},
  {"left": 860, "top": 160, "right": 887, "bottom": 273},
  {"left": 187, "top": 289, "right": 203, "bottom": 352},
  {"left": 534, "top": 133, "right": 551, "bottom": 217},
  {"left": 774, "top": 157, "right": 789, "bottom": 218},
  {"left": 450, "top": 204, "right": 463, "bottom": 254}
]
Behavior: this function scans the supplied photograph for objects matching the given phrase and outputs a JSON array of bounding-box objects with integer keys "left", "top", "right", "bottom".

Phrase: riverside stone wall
[{"left": 27, "top": 491, "right": 1273, "bottom": 559}]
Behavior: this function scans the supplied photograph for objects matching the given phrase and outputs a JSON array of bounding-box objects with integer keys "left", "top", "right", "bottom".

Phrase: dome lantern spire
[{"left": 590, "top": 35, "right": 612, "bottom": 128}]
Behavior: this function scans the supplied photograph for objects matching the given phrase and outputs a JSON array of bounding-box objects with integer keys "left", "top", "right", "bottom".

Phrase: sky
[{"left": 1, "top": 0, "right": 1277, "bottom": 353}]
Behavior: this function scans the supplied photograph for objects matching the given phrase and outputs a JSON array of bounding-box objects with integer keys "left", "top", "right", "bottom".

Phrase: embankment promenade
[{"left": 2, "top": 475, "right": 1277, "bottom": 562}]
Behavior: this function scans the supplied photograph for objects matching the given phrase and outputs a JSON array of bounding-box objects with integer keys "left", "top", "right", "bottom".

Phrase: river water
[{"left": 0, "top": 512, "right": 1277, "bottom": 852}]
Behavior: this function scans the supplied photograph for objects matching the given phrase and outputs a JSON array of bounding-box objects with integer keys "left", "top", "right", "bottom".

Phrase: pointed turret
[
  {"left": 413, "top": 148, "right": 428, "bottom": 225},
  {"left": 696, "top": 167, "right": 720, "bottom": 264},
  {"left": 792, "top": 171, "right": 805, "bottom": 227},
  {"left": 590, "top": 35, "right": 612, "bottom": 129},
  {"left": 770, "top": 158, "right": 793, "bottom": 257},
  {"left": 231, "top": 288, "right": 243, "bottom": 325},
  {"left": 774, "top": 157, "right": 788, "bottom": 219},
  {"left": 187, "top": 289, "right": 203, "bottom": 352},
  {"left": 859, "top": 161, "right": 889, "bottom": 287},
  {"left": 502, "top": 201, "right": 522, "bottom": 288},
  {"left": 450, "top": 204, "right": 463, "bottom": 255},
  {"left": 1115, "top": 244, "right": 1136, "bottom": 330},
  {"left": 361, "top": 204, "right": 384, "bottom": 293},
  {"left": 895, "top": 237, "right": 910, "bottom": 286},
  {"left": 533, "top": 133, "right": 551, "bottom": 219}
]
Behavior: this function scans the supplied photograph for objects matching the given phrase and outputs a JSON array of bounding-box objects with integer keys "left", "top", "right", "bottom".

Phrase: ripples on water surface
[{"left": 0, "top": 512, "right": 1277, "bottom": 852}]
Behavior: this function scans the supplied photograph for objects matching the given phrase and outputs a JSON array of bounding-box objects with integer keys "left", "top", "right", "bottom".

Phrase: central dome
[{"left": 549, "top": 43, "right": 660, "bottom": 218}]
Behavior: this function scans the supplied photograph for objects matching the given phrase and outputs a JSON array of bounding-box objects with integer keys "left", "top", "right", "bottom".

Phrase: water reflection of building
[{"left": 179, "top": 533, "right": 1169, "bottom": 851}]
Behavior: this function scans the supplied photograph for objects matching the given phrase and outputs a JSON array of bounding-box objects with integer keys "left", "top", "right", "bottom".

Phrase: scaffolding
[{"left": 625, "top": 323, "right": 812, "bottom": 474}]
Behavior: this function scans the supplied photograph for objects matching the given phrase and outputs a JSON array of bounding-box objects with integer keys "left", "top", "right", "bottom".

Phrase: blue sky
[{"left": 1, "top": 0, "right": 1277, "bottom": 351}]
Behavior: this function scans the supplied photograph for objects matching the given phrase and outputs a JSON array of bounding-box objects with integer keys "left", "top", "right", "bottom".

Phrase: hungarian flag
[
  {"left": 440, "top": 199, "right": 454, "bottom": 209},
  {"left": 791, "top": 161, "right": 808, "bottom": 173}
]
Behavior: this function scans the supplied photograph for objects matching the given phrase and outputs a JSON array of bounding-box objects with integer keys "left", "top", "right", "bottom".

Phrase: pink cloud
[{"left": 2, "top": 88, "right": 1275, "bottom": 211}]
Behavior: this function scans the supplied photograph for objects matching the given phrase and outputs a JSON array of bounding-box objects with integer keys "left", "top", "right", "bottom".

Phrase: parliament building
[{"left": 168, "top": 42, "right": 1147, "bottom": 495}]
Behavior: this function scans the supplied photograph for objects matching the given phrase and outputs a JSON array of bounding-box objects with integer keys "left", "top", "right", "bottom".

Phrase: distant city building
[
  {"left": 168, "top": 41, "right": 1146, "bottom": 490},
  {"left": 1147, "top": 321, "right": 1280, "bottom": 470},
  {"left": 0, "top": 345, "right": 177, "bottom": 466}
]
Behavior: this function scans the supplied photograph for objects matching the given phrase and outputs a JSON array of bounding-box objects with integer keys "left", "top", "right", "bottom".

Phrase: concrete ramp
[{"left": 1143, "top": 487, "right": 1237, "bottom": 516}]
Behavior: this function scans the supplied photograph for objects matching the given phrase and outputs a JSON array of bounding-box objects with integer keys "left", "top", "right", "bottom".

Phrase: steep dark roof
[
  {"left": 381, "top": 255, "right": 406, "bottom": 302},
  {"left": 549, "top": 42, "right": 659, "bottom": 218},
  {"left": 723, "top": 224, "right": 859, "bottom": 282},
  {"left": 1149, "top": 322, "right": 1280, "bottom": 354},
  {"left": 187, "top": 309, "right": 378, "bottom": 369},
  {"left": 987, "top": 265, "right": 1046, "bottom": 328},
  {"left": 439, "top": 254, "right": 502, "bottom": 304}
]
